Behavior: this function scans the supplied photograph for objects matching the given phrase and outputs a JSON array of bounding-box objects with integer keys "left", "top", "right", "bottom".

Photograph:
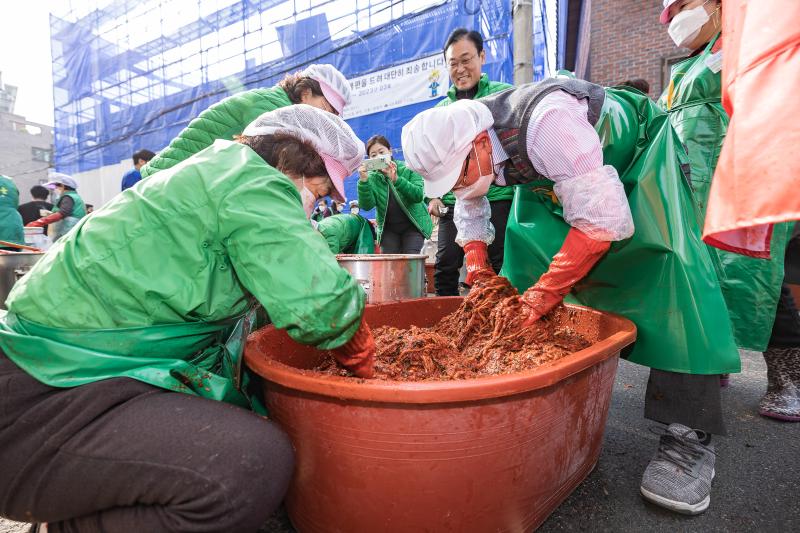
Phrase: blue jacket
[{"left": 121, "top": 168, "right": 142, "bottom": 191}]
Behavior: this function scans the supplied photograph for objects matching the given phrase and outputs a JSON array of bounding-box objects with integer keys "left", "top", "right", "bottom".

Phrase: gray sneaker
[{"left": 640, "top": 423, "right": 716, "bottom": 515}]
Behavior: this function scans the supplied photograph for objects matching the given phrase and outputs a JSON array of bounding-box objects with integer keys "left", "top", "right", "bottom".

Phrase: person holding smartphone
[{"left": 357, "top": 135, "right": 432, "bottom": 254}]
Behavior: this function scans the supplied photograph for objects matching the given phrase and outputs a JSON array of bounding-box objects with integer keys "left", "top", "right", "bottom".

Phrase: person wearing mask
[
  {"left": 357, "top": 135, "right": 432, "bottom": 254},
  {"left": 121, "top": 149, "right": 156, "bottom": 191},
  {"left": 141, "top": 64, "right": 351, "bottom": 178},
  {"left": 428, "top": 28, "right": 514, "bottom": 295},
  {"left": 25, "top": 173, "right": 86, "bottom": 242},
  {"left": 349, "top": 199, "right": 361, "bottom": 216},
  {"left": 660, "top": 0, "right": 799, "bottom": 420},
  {"left": 403, "top": 76, "right": 741, "bottom": 515},
  {"left": 17, "top": 185, "right": 53, "bottom": 227},
  {"left": 0, "top": 104, "right": 375, "bottom": 531},
  {"left": 331, "top": 200, "right": 346, "bottom": 215},
  {"left": 312, "top": 199, "right": 333, "bottom": 222},
  {"left": 0, "top": 175, "right": 24, "bottom": 246}
]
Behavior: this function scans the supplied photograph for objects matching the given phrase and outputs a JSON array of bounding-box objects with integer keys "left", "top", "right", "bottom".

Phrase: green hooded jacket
[
  {"left": 0, "top": 140, "right": 364, "bottom": 409},
  {"left": 435, "top": 73, "right": 514, "bottom": 205},
  {"left": 141, "top": 86, "right": 293, "bottom": 178},
  {"left": 0, "top": 175, "right": 24, "bottom": 245},
  {"left": 658, "top": 34, "right": 791, "bottom": 351},
  {"left": 357, "top": 160, "right": 433, "bottom": 242},
  {"left": 317, "top": 214, "right": 375, "bottom": 254}
]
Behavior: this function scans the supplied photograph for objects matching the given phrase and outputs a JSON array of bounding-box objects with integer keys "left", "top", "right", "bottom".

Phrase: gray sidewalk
[{"left": 539, "top": 351, "right": 799, "bottom": 532}]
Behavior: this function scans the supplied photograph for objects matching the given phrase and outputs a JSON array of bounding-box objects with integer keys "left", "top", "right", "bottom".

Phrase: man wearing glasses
[{"left": 427, "top": 28, "right": 514, "bottom": 297}]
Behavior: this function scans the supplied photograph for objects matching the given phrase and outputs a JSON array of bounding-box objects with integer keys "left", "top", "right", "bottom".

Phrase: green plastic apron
[
  {"left": 0, "top": 305, "right": 265, "bottom": 413},
  {"left": 502, "top": 88, "right": 740, "bottom": 374},
  {"left": 661, "top": 34, "right": 791, "bottom": 351}
]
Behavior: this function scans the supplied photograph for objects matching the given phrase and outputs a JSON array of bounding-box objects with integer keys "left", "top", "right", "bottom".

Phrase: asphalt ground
[{"left": 2, "top": 351, "right": 797, "bottom": 532}]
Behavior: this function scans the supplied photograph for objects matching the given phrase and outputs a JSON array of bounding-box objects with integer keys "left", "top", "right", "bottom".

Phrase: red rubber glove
[
  {"left": 26, "top": 211, "right": 64, "bottom": 228},
  {"left": 463, "top": 241, "right": 494, "bottom": 286},
  {"left": 521, "top": 228, "right": 611, "bottom": 326},
  {"left": 331, "top": 316, "right": 376, "bottom": 378}
]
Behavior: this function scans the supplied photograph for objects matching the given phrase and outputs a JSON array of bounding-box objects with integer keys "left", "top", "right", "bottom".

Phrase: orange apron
[{"left": 703, "top": 0, "right": 800, "bottom": 257}]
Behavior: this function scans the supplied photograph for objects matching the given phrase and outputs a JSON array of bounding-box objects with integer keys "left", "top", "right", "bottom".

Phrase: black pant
[
  {"left": 768, "top": 284, "right": 800, "bottom": 348},
  {"left": 434, "top": 200, "right": 512, "bottom": 296},
  {"left": 0, "top": 352, "right": 294, "bottom": 532},
  {"left": 644, "top": 370, "right": 726, "bottom": 435},
  {"left": 380, "top": 224, "right": 424, "bottom": 254}
]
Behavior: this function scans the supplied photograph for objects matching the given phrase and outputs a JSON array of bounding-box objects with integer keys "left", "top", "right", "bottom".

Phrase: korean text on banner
[{"left": 343, "top": 54, "right": 451, "bottom": 119}]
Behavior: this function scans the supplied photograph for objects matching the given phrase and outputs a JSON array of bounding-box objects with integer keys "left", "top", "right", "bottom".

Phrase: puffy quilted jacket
[{"left": 141, "top": 86, "right": 293, "bottom": 177}]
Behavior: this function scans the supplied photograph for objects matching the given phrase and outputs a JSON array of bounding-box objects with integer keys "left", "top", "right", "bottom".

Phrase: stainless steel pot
[
  {"left": 336, "top": 254, "right": 426, "bottom": 304},
  {"left": 0, "top": 252, "right": 44, "bottom": 310}
]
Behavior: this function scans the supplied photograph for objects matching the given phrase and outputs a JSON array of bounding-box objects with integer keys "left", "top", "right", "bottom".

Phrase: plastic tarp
[{"left": 501, "top": 88, "right": 741, "bottom": 375}]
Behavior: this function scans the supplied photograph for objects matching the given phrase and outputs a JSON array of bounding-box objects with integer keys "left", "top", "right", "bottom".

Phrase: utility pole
[{"left": 513, "top": 0, "right": 534, "bottom": 85}]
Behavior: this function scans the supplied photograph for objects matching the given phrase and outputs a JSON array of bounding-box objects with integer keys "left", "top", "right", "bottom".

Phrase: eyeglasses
[{"left": 448, "top": 54, "right": 478, "bottom": 71}]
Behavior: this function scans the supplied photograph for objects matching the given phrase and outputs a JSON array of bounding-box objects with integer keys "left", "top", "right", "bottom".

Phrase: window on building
[{"left": 32, "top": 147, "right": 52, "bottom": 163}]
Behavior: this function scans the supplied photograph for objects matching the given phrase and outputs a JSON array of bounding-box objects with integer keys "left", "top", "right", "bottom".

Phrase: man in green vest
[
  {"left": 26, "top": 173, "right": 86, "bottom": 242},
  {"left": 428, "top": 28, "right": 514, "bottom": 295}
]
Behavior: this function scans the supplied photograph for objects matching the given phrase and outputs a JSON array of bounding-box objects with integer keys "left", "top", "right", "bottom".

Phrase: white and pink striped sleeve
[
  {"left": 525, "top": 90, "right": 634, "bottom": 242},
  {"left": 526, "top": 90, "right": 603, "bottom": 180}
]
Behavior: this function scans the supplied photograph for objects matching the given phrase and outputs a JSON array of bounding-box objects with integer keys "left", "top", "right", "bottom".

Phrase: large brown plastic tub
[{"left": 245, "top": 298, "right": 636, "bottom": 533}]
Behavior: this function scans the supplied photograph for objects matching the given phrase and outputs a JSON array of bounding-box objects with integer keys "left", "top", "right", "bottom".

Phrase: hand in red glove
[
  {"left": 331, "top": 316, "right": 376, "bottom": 378},
  {"left": 463, "top": 241, "right": 495, "bottom": 286},
  {"left": 26, "top": 211, "right": 64, "bottom": 228},
  {"left": 521, "top": 228, "right": 611, "bottom": 326}
]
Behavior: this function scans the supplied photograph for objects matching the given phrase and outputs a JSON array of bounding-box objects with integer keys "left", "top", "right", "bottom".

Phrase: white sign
[{"left": 342, "top": 54, "right": 451, "bottom": 119}]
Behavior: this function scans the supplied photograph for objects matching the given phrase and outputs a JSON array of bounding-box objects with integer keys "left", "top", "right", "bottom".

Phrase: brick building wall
[{"left": 588, "top": 0, "right": 686, "bottom": 98}]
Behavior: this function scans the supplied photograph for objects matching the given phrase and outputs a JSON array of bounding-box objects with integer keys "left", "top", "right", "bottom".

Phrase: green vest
[
  {"left": 52, "top": 190, "right": 87, "bottom": 241},
  {"left": 658, "top": 34, "right": 791, "bottom": 351},
  {"left": 502, "top": 87, "right": 740, "bottom": 375}
]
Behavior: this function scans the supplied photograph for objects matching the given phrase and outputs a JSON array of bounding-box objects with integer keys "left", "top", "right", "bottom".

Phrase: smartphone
[{"left": 363, "top": 154, "right": 390, "bottom": 171}]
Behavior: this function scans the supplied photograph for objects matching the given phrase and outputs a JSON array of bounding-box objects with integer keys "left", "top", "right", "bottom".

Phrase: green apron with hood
[
  {"left": 0, "top": 140, "right": 365, "bottom": 413},
  {"left": 502, "top": 87, "right": 740, "bottom": 375},
  {"left": 659, "top": 33, "right": 791, "bottom": 352}
]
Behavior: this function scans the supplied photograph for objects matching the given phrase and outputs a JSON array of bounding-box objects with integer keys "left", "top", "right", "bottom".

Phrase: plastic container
[
  {"left": 23, "top": 227, "right": 49, "bottom": 250},
  {"left": 245, "top": 298, "right": 636, "bottom": 533}
]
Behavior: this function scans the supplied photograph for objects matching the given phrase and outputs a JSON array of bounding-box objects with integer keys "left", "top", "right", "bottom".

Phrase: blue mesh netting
[{"left": 50, "top": 1, "right": 561, "bottom": 209}]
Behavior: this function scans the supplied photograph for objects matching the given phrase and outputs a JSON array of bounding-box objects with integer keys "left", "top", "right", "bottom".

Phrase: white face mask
[
  {"left": 453, "top": 174, "right": 493, "bottom": 200},
  {"left": 351, "top": 207, "right": 360, "bottom": 215},
  {"left": 300, "top": 179, "right": 316, "bottom": 219},
  {"left": 668, "top": 1, "right": 711, "bottom": 48}
]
